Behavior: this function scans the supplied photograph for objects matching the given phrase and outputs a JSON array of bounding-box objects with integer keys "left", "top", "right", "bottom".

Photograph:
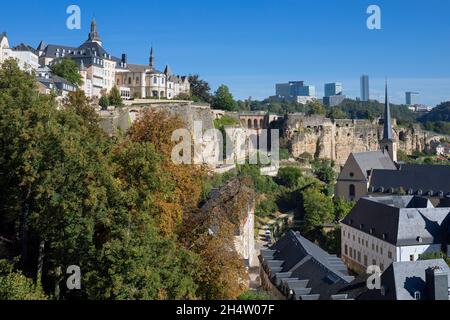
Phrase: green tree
[
  {"left": 99, "top": 95, "right": 110, "bottom": 110},
  {"left": 302, "top": 188, "right": 334, "bottom": 232},
  {"left": 212, "top": 85, "right": 237, "bottom": 111},
  {"left": 108, "top": 86, "right": 123, "bottom": 107},
  {"left": 189, "top": 74, "right": 211, "bottom": 102},
  {"left": 277, "top": 167, "right": 303, "bottom": 189},
  {"left": 0, "top": 260, "right": 47, "bottom": 300},
  {"left": 306, "top": 100, "right": 326, "bottom": 116},
  {"left": 256, "top": 199, "right": 278, "bottom": 217},
  {"left": 50, "top": 58, "right": 83, "bottom": 87},
  {"left": 334, "top": 197, "right": 355, "bottom": 222},
  {"left": 312, "top": 159, "right": 336, "bottom": 185}
]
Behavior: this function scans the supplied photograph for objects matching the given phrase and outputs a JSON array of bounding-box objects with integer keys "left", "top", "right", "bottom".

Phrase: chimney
[{"left": 425, "top": 266, "right": 449, "bottom": 300}]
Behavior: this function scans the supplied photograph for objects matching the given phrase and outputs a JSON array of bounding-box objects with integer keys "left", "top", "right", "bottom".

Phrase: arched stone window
[
  {"left": 247, "top": 119, "right": 252, "bottom": 128},
  {"left": 254, "top": 119, "right": 258, "bottom": 129}
]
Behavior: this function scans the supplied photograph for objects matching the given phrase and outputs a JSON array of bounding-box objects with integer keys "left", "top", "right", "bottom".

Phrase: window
[
  {"left": 376, "top": 245, "right": 379, "bottom": 253},
  {"left": 414, "top": 291, "right": 421, "bottom": 300},
  {"left": 349, "top": 184, "right": 356, "bottom": 197},
  {"left": 388, "top": 251, "right": 393, "bottom": 259},
  {"left": 372, "top": 259, "right": 376, "bottom": 266},
  {"left": 344, "top": 245, "right": 348, "bottom": 255},
  {"left": 380, "top": 264, "right": 384, "bottom": 271},
  {"left": 364, "top": 255, "right": 368, "bottom": 266},
  {"left": 380, "top": 247, "right": 383, "bottom": 255},
  {"left": 153, "top": 77, "right": 157, "bottom": 84},
  {"left": 357, "top": 251, "right": 361, "bottom": 263},
  {"left": 349, "top": 247, "right": 353, "bottom": 258},
  {"left": 349, "top": 172, "right": 354, "bottom": 178},
  {"left": 366, "top": 240, "right": 369, "bottom": 247}
]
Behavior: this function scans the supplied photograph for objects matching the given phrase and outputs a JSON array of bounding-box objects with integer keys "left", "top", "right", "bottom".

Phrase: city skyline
[{"left": 1, "top": 0, "right": 450, "bottom": 106}]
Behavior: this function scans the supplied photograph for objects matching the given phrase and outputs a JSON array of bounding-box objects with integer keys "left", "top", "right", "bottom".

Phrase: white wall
[
  {"left": 342, "top": 224, "right": 444, "bottom": 273},
  {"left": 341, "top": 224, "right": 396, "bottom": 272},
  {"left": 396, "top": 245, "right": 441, "bottom": 262}
]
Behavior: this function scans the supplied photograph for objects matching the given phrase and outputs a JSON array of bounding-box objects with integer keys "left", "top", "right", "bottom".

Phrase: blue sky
[{"left": 1, "top": 0, "right": 450, "bottom": 106}]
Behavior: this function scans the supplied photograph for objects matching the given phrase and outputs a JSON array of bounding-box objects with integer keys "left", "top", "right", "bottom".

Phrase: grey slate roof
[
  {"left": 389, "top": 260, "right": 450, "bottom": 300},
  {"left": 370, "top": 164, "right": 450, "bottom": 197},
  {"left": 341, "top": 196, "right": 450, "bottom": 246},
  {"left": 260, "top": 230, "right": 354, "bottom": 300},
  {"left": 13, "top": 43, "right": 38, "bottom": 54},
  {"left": 362, "top": 259, "right": 450, "bottom": 300},
  {"left": 350, "top": 150, "right": 397, "bottom": 179}
]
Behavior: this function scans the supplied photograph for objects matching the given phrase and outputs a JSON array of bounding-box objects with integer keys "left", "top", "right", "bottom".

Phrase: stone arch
[{"left": 248, "top": 119, "right": 252, "bottom": 128}]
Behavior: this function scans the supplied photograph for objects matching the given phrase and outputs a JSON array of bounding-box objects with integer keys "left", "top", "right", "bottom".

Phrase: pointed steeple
[
  {"left": 149, "top": 47, "right": 155, "bottom": 68},
  {"left": 164, "top": 64, "right": 172, "bottom": 76},
  {"left": 87, "top": 19, "right": 102, "bottom": 46},
  {"left": 383, "top": 81, "right": 393, "bottom": 141},
  {"left": 380, "top": 80, "right": 397, "bottom": 162},
  {"left": 37, "top": 40, "right": 45, "bottom": 50}
]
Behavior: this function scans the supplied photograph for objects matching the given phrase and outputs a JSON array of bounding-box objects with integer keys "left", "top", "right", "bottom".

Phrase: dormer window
[
  {"left": 382, "top": 233, "right": 388, "bottom": 240},
  {"left": 349, "top": 172, "right": 354, "bottom": 178},
  {"left": 360, "top": 224, "right": 364, "bottom": 230},
  {"left": 414, "top": 291, "right": 421, "bottom": 300},
  {"left": 370, "top": 228, "right": 375, "bottom": 235}
]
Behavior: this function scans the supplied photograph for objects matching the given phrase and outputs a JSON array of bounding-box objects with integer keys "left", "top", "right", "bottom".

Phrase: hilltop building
[
  {"left": 275, "top": 81, "right": 316, "bottom": 104},
  {"left": 2, "top": 20, "right": 190, "bottom": 100},
  {"left": 0, "top": 32, "right": 39, "bottom": 72}
]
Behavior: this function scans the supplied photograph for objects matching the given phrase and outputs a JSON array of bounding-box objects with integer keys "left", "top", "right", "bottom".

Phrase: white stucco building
[{"left": 341, "top": 196, "right": 450, "bottom": 274}]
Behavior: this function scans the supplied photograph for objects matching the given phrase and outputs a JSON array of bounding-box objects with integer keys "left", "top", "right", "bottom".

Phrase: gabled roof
[
  {"left": 388, "top": 259, "right": 450, "bottom": 300},
  {"left": 341, "top": 196, "right": 450, "bottom": 246},
  {"left": 260, "top": 230, "right": 354, "bottom": 300},
  {"left": 338, "top": 150, "right": 396, "bottom": 181},
  {"left": 370, "top": 164, "right": 450, "bottom": 197},
  {"left": 13, "top": 43, "right": 38, "bottom": 54}
]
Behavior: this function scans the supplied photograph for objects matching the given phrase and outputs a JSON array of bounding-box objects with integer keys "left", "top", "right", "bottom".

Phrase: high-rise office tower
[
  {"left": 360, "top": 75, "right": 370, "bottom": 102},
  {"left": 405, "top": 92, "right": 419, "bottom": 105},
  {"left": 324, "top": 82, "right": 343, "bottom": 97}
]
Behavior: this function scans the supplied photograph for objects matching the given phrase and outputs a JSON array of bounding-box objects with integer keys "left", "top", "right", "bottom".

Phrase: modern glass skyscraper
[
  {"left": 360, "top": 75, "right": 370, "bottom": 102},
  {"left": 324, "top": 82, "right": 343, "bottom": 97},
  {"left": 405, "top": 92, "right": 419, "bottom": 105}
]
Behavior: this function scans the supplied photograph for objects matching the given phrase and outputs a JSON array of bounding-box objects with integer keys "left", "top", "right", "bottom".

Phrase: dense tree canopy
[
  {"left": 212, "top": 85, "right": 238, "bottom": 111},
  {"left": 50, "top": 58, "right": 83, "bottom": 87},
  {"left": 0, "top": 60, "right": 250, "bottom": 300}
]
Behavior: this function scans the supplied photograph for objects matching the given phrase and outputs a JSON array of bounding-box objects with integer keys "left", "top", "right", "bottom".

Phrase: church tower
[
  {"left": 380, "top": 81, "right": 398, "bottom": 162},
  {"left": 87, "top": 19, "right": 102, "bottom": 46}
]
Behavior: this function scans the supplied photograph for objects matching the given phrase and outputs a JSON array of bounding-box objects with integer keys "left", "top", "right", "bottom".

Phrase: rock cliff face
[
  {"left": 281, "top": 114, "right": 445, "bottom": 166},
  {"left": 99, "top": 102, "right": 216, "bottom": 137}
]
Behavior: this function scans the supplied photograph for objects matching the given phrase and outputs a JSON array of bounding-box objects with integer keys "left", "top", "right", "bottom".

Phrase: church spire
[
  {"left": 149, "top": 47, "right": 155, "bottom": 68},
  {"left": 383, "top": 81, "right": 393, "bottom": 141},
  {"left": 380, "top": 80, "right": 397, "bottom": 162}
]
